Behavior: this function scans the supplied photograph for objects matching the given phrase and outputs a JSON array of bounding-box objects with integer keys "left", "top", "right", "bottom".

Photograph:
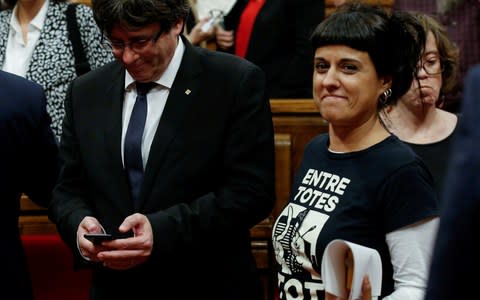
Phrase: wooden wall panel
[{"left": 270, "top": 99, "right": 328, "bottom": 173}]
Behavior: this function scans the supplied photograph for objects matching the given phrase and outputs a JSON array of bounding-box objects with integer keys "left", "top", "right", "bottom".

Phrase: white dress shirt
[
  {"left": 2, "top": 0, "right": 49, "bottom": 76},
  {"left": 121, "top": 37, "right": 185, "bottom": 169}
]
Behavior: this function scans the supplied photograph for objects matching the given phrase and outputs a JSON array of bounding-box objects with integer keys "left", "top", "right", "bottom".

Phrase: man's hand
[
  {"left": 215, "top": 26, "right": 234, "bottom": 50},
  {"left": 96, "top": 213, "right": 154, "bottom": 270},
  {"left": 77, "top": 216, "right": 107, "bottom": 262}
]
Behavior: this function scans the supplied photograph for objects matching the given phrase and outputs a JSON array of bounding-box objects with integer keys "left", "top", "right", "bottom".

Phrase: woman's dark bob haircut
[{"left": 311, "top": 2, "right": 425, "bottom": 108}]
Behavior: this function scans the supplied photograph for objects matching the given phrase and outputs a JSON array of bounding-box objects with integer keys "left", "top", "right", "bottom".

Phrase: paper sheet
[
  {"left": 321, "top": 239, "right": 382, "bottom": 300},
  {"left": 196, "top": 0, "right": 237, "bottom": 19}
]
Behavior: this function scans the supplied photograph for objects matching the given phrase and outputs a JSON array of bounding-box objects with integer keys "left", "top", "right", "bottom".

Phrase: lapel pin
[{"left": 185, "top": 89, "right": 191, "bottom": 95}]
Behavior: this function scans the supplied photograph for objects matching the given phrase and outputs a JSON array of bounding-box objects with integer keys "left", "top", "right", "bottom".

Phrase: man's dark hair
[{"left": 91, "top": 0, "right": 190, "bottom": 37}]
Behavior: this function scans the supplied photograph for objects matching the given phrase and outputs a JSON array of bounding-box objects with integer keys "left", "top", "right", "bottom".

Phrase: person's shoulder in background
[
  {"left": 0, "top": 69, "right": 44, "bottom": 97},
  {"left": 459, "top": 64, "right": 480, "bottom": 124}
]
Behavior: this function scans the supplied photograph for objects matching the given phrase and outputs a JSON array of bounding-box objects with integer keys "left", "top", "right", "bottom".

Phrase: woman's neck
[
  {"left": 382, "top": 102, "right": 457, "bottom": 144},
  {"left": 328, "top": 117, "right": 390, "bottom": 153},
  {"left": 15, "top": 0, "right": 46, "bottom": 43},
  {"left": 16, "top": 0, "right": 45, "bottom": 26}
]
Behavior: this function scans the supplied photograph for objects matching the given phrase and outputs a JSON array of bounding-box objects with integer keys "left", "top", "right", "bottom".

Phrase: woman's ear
[{"left": 381, "top": 75, "right": 393, "bottom": 91}]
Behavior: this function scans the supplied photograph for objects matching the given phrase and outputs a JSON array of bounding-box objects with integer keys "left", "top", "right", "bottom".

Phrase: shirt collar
[{"left": 10, "top": 0, "right": 49, "bottom": 32}]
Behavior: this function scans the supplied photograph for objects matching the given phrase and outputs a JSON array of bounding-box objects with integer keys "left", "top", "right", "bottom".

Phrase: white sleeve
[{"left": 382, "top": 218, "right": 439, "bottom": 300}]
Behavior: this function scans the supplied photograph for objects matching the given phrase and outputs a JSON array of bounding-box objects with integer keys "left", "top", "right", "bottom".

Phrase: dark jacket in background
[
  {"left": 0, "top": 70, "right": 60, "bottom": 300},
  {"left": 425, "top": 64, "right": 480, "bottom": 299},
  {"left": 223, "top": 0, "right": 324, "bottom": 99}
]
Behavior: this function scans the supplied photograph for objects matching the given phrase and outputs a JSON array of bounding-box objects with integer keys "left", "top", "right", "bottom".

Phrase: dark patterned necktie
[{"left": 124, "top": 82, "right": 155, "bottom": 205}]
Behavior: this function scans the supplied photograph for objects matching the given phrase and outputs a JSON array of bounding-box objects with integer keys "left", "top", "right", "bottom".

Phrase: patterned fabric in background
[{"left": 0, "top": 1, "right": 114, "bottom": 140}]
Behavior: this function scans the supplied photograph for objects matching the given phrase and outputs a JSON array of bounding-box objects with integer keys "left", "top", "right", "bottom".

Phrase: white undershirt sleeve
[{"left": 382, "top": 217, "right": 439, "bottom": 300}]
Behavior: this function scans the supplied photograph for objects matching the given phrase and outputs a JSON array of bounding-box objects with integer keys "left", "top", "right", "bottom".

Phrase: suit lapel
[
  {"left": 139, "top": 39, "right": 203, "bottom": 208},
  {"left": 104, "top": 63, "right": 126, "bottom": 167},
  {"left": 102, "top": 62, "right": 135, "bottom": 210}
]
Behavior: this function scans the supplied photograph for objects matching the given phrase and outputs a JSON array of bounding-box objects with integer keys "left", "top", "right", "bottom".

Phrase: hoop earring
[
  {"left": 383, "top": 88, "right": 392, "bottom": 99},
  {"left": 380, "top": 88, "right": 392, "bottom": 105}
]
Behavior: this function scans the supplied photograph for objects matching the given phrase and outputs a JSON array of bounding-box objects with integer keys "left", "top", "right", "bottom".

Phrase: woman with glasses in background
[{"left": 381, "top": 12, "right": 459, "bottom": 202}]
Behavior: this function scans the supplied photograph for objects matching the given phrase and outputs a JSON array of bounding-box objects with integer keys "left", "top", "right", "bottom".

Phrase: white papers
[
  {"left": 321, "top": 239, "right": 382, "bottom": 300},
  {"left": 196, "top": 0, "right": 237, "bottom": 19}
]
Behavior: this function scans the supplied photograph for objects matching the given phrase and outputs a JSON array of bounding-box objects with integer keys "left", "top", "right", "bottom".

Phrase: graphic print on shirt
[{"left": 273, "top": 168, "right": 351, "bottom": 300}]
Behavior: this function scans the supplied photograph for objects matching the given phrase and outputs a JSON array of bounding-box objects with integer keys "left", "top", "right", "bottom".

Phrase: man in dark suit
[
  {"left": 48, "top": 0, "right": 275, "bottom": 299},
  {"left": 0, "top": 70, "right": 60, "bottom": 299},
  {"left": 424, "top": 64, "right": 480, "bottom": 299}
]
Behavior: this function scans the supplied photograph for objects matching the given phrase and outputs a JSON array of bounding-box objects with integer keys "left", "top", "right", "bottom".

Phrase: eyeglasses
[
  {"left": 104, "top": 30, "right": 162, "bottom": 53},
  {"left": 417, "top": 56, "right": 444, "bottom": 75}
]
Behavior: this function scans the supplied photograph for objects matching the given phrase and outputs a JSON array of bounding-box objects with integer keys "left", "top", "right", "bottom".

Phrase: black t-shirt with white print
[{"left": 272, "top": 134, "right": 438, "bottom": 300}]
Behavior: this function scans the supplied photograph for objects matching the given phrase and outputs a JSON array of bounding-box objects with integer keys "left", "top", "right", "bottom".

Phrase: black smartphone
[{"left": 84, "top": 233, "right": 117, "bottom": 245}]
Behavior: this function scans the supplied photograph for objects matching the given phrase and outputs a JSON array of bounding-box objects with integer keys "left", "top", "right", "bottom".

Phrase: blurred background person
[
  {"left": 188, "top": 0, "right": 236, "bottom": 48},
  {"left": 216, "top": 0, "right": 325, "bottom": 99},
  {"left": 0, "top": 0, "right": 114, "bottom": 140},
  {"left": 381, "top": 12, "right": 459, "bottom": 201},
  {"left": 393, "top": 0, "right": 480, "bottom": 113},
  {"left": 424, "top": 64, "right": 480, "bottom": 300},
  {"left": 185, "top": 15, "right": 215, "bottom": 47},
  {"left": 0, "top": 69, "right": 60, "bottom": 300},
  {"left": 184, "top": 0, "right": 216, "bottom": 47}
]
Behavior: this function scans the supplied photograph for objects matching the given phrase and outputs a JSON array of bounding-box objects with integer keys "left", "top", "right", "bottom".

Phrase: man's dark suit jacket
[
  {"left": 223, "top": 0, "right": 324, "bottom": 99},
  {"left": 425, "top": 64, "right": 480, "bottom": 300},
  {"left": 0, "top": 70, "right": 60, "bottom": 299},
  {"left": 49, "top": 38, "right": 275, "bottom": 299}
]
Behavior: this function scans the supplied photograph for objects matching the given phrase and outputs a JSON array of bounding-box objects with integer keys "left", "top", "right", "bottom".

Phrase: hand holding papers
[
  {"left": 200, "top": 9, "right": 225, "bottom": 32},
  {"left": 196, "top": 0, "right": 236, "bottom": 20},
  {"left": 321, "top": 239, "right": 382, "bottom": 300}
]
